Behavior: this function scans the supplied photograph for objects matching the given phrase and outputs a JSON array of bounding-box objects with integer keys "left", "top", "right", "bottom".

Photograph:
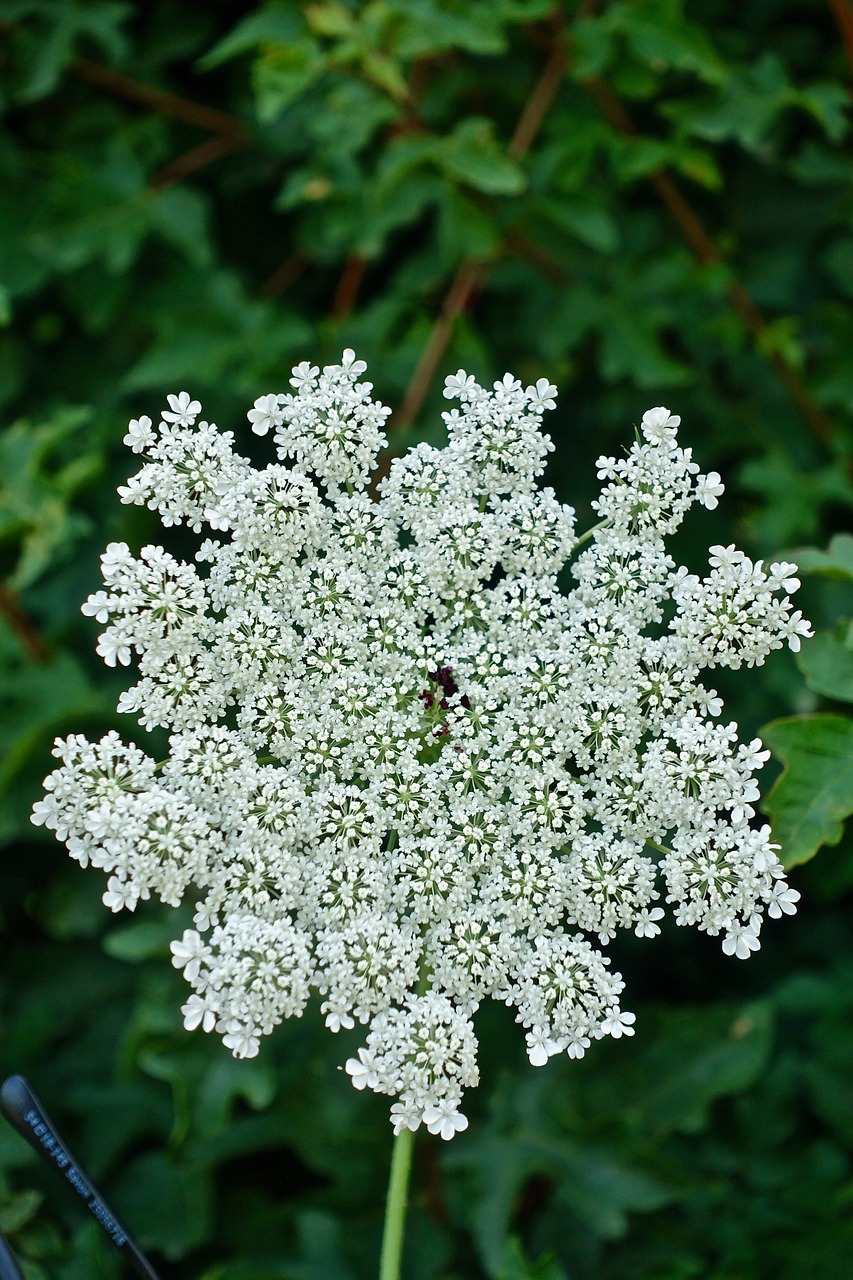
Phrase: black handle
[
  {"left": 0, "top": 1075, "right": 161, "bottom": 1280},
  {"left": 0, "top": 1230, "right": 25, "bottom": 1280}
]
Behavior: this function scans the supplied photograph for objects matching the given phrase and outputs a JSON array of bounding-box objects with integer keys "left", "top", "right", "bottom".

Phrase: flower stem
[{"left": 378, "top": 1126, "right": 415, "bottom": 1280}]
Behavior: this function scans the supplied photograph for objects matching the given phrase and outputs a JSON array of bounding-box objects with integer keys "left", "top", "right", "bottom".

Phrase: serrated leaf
[{"left": 762, "top": 714, "right": 853, "bottom": 866}]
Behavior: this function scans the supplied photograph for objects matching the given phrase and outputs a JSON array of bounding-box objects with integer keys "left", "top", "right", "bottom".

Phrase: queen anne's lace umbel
[{"left": 33, "top": 353, "right": 809, "bottom": 1140}]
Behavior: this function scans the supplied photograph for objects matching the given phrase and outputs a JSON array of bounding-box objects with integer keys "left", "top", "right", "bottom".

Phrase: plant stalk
[{"left": 378, "top": 1126, "right": 415, "bottom": 1280}]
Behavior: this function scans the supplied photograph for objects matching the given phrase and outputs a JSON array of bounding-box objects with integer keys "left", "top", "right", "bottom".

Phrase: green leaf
[
  {"left": 607, "top": 0, "right": 727, "bottom": 84},
  {"left": 7, "top": 1, "right": 132, "bottom": 102},
  {"left": 796, "top": 81, "right": 850, "bottom": 144},
  {"left": 499, "top": 1238, "right": 568, "bottom": 1280},
  {"left": 737, "top": 459, "right": 853, "bottom": 547},
  {"left": 252, "top": 39, "right": 325, "bottom": 121},
  {"left": 198, "top": 2, "right": 306, "bottom": 69},
  {"left": 756, "top": 315, "right": 805, "bottom": 370},
  {"left": 548, "top": 1140, "right": 671, "bottom": 1238},
  {"left": 791, "top": 534, "right": 853, "bottom": 581},
  {"left": 0, "top": 1188, "right": 43, "bottom": 1233},
  {"left": 797, "top": 629, "right": 853, "bottom": 703},
  {"left": 762, "top": 714, "right": 853, "bottom": 866},
  {"left": 436, "top": 118, "right": 527, "bottom": 196},
  {"left": 621, "top": 1002, "right": 775, "bottom": 1137},
  {"left": 0, "top": 629, "right": 100, "bottom": 842},
  {"left": 116, "top": 1152, "right": 212, "bottom": 1259},
  {"left": 571, "top": 18, "right": 614, "bottom": 78},
  {"left": 538, "top": 196, "right": 619, "bottom": 253},
  {"left": 102, "top": 919, "right": 174, "bottom": 962},
  {"left": 0, "top": 407, "right": 100, "bottom": 588}
]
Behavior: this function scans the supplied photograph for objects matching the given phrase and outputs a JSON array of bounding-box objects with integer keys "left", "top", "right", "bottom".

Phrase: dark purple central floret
[
  {"left": 419, "top": 666, "right": 471, "bottom": 737},
  {"left": 420, "top": 666, "right": 470, "bottom": 711}
]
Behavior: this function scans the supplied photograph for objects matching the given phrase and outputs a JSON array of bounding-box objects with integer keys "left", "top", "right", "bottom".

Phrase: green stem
[
  {"left": 378, "top": 1126, "right": 415, "bottom": 1280},
  {"left": 570, "top": 516, "right": 611, "bottom": 555}
]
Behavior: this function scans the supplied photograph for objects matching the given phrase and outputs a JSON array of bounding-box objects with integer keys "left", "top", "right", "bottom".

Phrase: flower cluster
[{"left": 33, "top": 352, "right": 809, "bottom": 1139}]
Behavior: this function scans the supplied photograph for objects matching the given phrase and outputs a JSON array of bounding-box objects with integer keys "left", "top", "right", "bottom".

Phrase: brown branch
[
  {"left": 582, "top": 75, "right": 835, "bottom": 444},
  {"left": 507, "top": 38, "right": 568, "bottom": 158},
  {"left": 391, "top": 258, "right": 486, "bottom": 432},
  {"left": 69, "top": 57, "right": 247, "bottom": 139},
  {"left": 0, "top": 584, "right": 50, "bottom": 664},
  {"left": 504, "top": 229, "right": 573, "bottom": 286},
  {"left": 829, "top": 0, "right": 853, "bottom": 76},
  {"left": 258, "top": 251, "right": 309, "bottom": 299},
  {"left": 67, "top": 57, "right": 250, "bottom": 191},
  {"left": 149, "top": 132, "right": 247, "bottom": 190},
  {"left": 331, "top": 253, "right": 368, "bottom": 321},
  {"left": 391, "top": 29, "right": 569, "bottom": 434}
]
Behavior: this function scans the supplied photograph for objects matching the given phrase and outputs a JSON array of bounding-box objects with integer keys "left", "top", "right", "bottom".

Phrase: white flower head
[
  {"left": 32, "top": 355, "right": 807, "bottom": 1136},
  {"left": 162, "top": 392, "right": 202, "bottom": 427},
  {"left": 695, "top": 471, "right": 725, "bottom": 510}
]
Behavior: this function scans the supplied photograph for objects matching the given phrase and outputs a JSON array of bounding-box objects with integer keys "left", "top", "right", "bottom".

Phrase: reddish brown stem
[
  {"left": 0, "top": 585, "right": 50, "bottom": 664},
  {"left": 332, "top": 254, "right": 368, "bottom": 321},
  {"left": 582, "top": 74, "right": 835, "bottom": 445},
  {"left": 149, "top": 133, "right": 247, "bottom": 190},
  {"left": 70, "top": 57, "right": 247, "bottom": 139},
  {"left": 828, "top": 0, "right": 853, "bottom": 76},
  {"left": 391, "top": 259, "right": 486, "bottom": 433},
  {"left": 391, "top": 30, "right": 569, "bottom": 434},
  {"left": 258, "top": 251, "right": 309, "bottom": 299},
  {"left": 507, "top": 39, "right": 568, "bottom": 158}
]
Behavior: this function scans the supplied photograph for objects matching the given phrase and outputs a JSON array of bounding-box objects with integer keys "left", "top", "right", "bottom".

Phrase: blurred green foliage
[{"left": 1, "top": 1, "right": 852, "bottom": 1277}]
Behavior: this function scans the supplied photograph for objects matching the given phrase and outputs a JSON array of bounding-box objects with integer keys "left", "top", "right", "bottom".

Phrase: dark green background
[{"left": 1, "top": 2, "right": 853, "bottom": 1277}]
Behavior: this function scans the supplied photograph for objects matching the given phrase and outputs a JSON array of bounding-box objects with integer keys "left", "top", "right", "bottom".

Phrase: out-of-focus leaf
[
  {"left": 5, "top": 1, "right": 132, "bottom": 102},
  {"left": 0, "top": 1188, "right": 42, "bottom": 1233},
  {"left": 738, "top": 459, "right": 853, "bottom": 547},
  {"left": 618, "top": 1002, "right": 775, "bottom": 1137},
  {"left": 0, "top": 630, "right": 100, "bottom": 842},
  {"left": 605, "top": 0, "right": 727, "bottom": 84},
  {"left": 199, "top": 2, "right": 306, "bottom": 69},
  {"left": 116, "top": 1152, "right": 212, "bottom": 1258},
  {"left": 102, "top": 919, "right": 174, "bottom": 962},
  {"left": 436, "top": 118, "right": 527, "bottom": 197},
  {"left": 499, "top": 1238, "right": 568, "bottom": 1280},
  {"left": 762, "top": 714, "right": 853, "bottom": 866},
  {"left": 0, "top": 408, "right": 100, "bottom": 589},
  {"left": 792, "top": 534, "right": 853, "bottom": 581},
  {"left": 796, "top": 628, "right": 853, "bottom": 703}
]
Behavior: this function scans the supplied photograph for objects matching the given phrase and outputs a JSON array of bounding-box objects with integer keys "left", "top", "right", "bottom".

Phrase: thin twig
[
  {"left": 0, "top": 585, "right": 50, "bottom": 664},
  {"left": 582, "top": 74, "right": 835, "bottom": 444},
  {"left": 504, "top": 229, "right": 573, "bottom": 286},
  {"left": 507, "top": 39, "right": 568, "bottom": 158},
  {"left": 332, "top": 253, "right": 368, "bottom": 321},
  {"left": 828, "top": 0, "right": 853, "bottom": 76},
  {"left": 258, "top": 251, "right": 309, "bottom": 299},
  {"left": 149, "top": 132, "right": 247, "bottom": 189},
  {"left": 392, "top": 259, "right": 486, "bottom": 431},
  {"left": 69, "top": 57, "right": 247, "bottom": 139},
  {"left": 391, "top": 29, "right": 569, "bottom": 434}
]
